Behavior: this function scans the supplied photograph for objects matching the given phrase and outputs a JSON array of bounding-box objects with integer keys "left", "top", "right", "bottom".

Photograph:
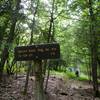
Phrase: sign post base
[{"left": 34, "top": 60, "right": 45, "bottom": 100}]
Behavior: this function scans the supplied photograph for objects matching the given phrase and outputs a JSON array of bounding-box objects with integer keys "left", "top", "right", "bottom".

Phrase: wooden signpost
[
  {"left": 14, "top": 43, "right": 60, "bottom": 61},
  {"left": 14, "top": 43, "right": 60, "bottom": 100}
]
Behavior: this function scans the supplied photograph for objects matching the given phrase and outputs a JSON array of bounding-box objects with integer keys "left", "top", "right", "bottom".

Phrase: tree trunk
[
  {"left": 24, "top": 0, "right": 39, "bottom": 94},
  {"left": 24, "top": 62, "right": 31, "bottom": 94},
  {"left": 88, "top": 0, "right": 99, "bottom": 96},
  {"left": 45, "top": 0, "right": 55, "bottom": 92}
]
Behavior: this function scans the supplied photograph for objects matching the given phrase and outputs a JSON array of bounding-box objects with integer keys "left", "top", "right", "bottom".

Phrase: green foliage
[
  {"left": 0, "top": 0, "right": 100, "bottom": 85},
  {"left": 77, "top": 73, "right": 89, "bottom": 81},
  {"left": 66, "top": 70, "right": 76, "bottom": 79},
  {"left": 51, "top": 70, "right": 89, "bottom": 82}
]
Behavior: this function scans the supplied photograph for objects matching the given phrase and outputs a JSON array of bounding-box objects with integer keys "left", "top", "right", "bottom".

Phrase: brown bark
[
  {"left": 88, "top": 0, "right": 99, "bottom": 97},
  {"left": 45, "top": 0, "right": 55, "bottom": 92},
  {"left": 24, "top": 62, "right": 32, "bottom": 94}
]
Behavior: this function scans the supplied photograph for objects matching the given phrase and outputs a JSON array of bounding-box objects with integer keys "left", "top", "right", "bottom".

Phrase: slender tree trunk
[
  {"left": 86, "top": 56, "right": 90, "bottom": 81},
  {"left": 45, "top": 64, "right": 50, "bottom": 92},
  {"left": 88, "top": 0, "right": 99, "bottom": 96},
  {"left": 24, "top": 62, "right": 31, "bottom": 94},
  {"left": 97, "top": 57, "right": 100, "bottom": 79},
  {"left": 24, "top": 0, "right": 39, "bottom": 94},
  {"left": 89, "top": 55, "right": 92, "bottom": 83},
  {"left": 15, "top": 62, "right": 18, "bottom": 79},
  {"left": 45, "top": 0, "right": 55, "bottom": 92},
  {"left": 42, "top": 60, "right": 47, "bottom": 81}
]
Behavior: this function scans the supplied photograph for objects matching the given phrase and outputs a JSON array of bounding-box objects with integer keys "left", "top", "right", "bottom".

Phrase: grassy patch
[
  {"left": 77, "top": 73, "right": 89, "bottom": 81},
  {"left": 50, "top": 70, "right": 68, "bottom": 78},
  {"left": 50, "top": 70, "right": 89, "bottom": 82},
  {"left": 65, "top": 71, "right": 76, "bottom": 79}
]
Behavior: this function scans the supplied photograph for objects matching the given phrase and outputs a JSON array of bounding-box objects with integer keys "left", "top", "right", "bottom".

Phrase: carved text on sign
[{"left": 14, "top": 43, "right": 60, "bottom": 61}]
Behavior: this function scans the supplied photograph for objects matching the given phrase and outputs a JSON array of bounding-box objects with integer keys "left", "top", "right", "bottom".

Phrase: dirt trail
[
  {"left": 0, "top": 75, "right": 100, "bottom": 100},
  {"left": 46, "top": 76, "right": 96, "bottom": 100}
]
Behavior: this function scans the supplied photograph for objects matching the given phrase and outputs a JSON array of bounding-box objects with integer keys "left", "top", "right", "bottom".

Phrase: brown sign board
[{"left": 14, "top": 43, "right": 60, "bottom": 61}]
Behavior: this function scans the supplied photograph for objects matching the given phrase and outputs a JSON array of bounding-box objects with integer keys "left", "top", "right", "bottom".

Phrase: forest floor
[{"left": 0, "top": 74, "right": 100, "bottom": 100}]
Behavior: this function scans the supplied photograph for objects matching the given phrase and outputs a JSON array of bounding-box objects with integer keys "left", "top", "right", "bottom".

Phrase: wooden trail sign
[{"left": 14, "top": 43, "right": 60, "bottom": 61}]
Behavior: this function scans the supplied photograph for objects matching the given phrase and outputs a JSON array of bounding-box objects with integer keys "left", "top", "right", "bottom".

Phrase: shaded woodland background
[{"left": 0, "top": 0, "right": 100, "bottom": 100}]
